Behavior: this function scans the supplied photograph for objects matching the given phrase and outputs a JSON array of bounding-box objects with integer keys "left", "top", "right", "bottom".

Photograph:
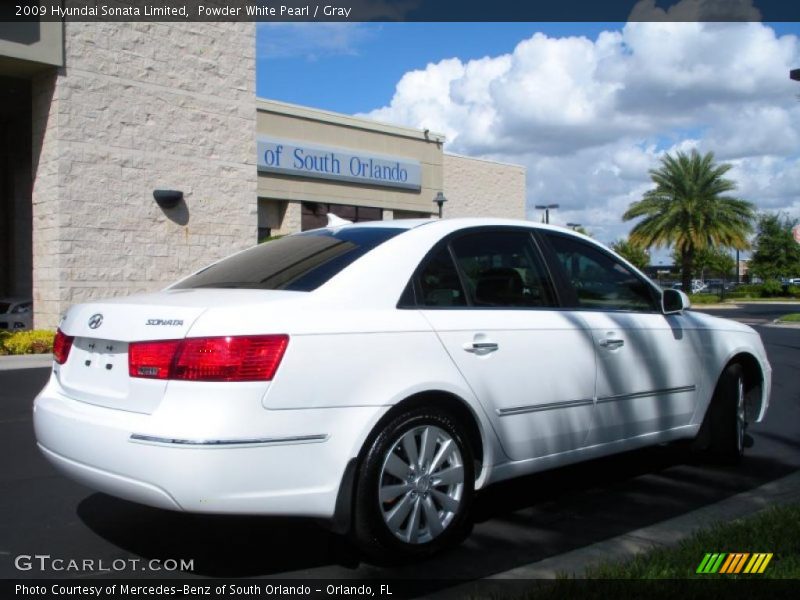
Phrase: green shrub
[
  {"left": 688, "top": 293, "right": 722, "bottom": 304},
  {"left": 0, "top": 330, "right": 56, "bottom": 355},
  {"left": 761, "top": 279, "right": 784, "bottom": 297},
  {"left": 0, "top": 331, "right": 10, "bottom": 356},
  {"left": 787, "top": 285, "right": 800, "bottom": 298},
  {"left": 734, "top": 284, "right": 762, "bottom": 297}
]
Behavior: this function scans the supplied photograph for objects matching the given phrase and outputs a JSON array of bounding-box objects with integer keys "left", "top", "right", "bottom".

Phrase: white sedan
[{"left": 34, "top": 218, "right": 771, "bottom": 559}]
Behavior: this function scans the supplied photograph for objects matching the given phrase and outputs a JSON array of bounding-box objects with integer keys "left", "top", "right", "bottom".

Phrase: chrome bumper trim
[{"left": 129, "top": 433, "right": 329, "bottom": 448}]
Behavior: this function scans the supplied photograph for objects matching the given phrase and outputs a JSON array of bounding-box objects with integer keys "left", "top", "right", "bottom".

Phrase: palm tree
[
  {"left": 611, "top": 238, "right": 650, "bottom": 271},
  {"left": 623, "top": 150, "right": 755, "bottom": 292}
]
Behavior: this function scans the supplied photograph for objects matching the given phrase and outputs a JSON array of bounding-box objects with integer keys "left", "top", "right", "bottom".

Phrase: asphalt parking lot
[{"left": 1, "top": 304, "right": 798, "bottom": 589}]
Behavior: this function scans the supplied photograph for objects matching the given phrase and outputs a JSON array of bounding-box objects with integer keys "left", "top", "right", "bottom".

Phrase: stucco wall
[
  {"left": 31, "top": 22, "right": 256, "bottom": 329},
  {"left": 443, "top": 153, "right": 526, "bottom": 220}
]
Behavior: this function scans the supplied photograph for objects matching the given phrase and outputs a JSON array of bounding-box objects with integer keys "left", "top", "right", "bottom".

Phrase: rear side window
[
  {"left": 417, "top": 246, "right": 467, "bottom": 307},
  {"left": 450, "top": 232, "right": 555, "bottom": 308},
  {"left": 173, "top": 228, "right": 404, "bottom": 292}
]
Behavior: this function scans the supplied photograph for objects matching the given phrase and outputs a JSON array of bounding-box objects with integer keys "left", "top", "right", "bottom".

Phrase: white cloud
[{"left": 358, "top": 18, "right": 800, "bottom": 247}]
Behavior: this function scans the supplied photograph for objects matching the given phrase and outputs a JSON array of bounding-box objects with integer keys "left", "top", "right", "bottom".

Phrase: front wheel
[
  {"left": 703, "top": 363, "right": 747, "bottom": 464},
  {"left": 352, "top": 407, "right": 475, "bottom": 561}
]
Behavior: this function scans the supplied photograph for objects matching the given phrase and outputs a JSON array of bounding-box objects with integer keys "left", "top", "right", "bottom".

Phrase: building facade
[{"left": 1, "top": 23, "right": 525, "bottom": 330}]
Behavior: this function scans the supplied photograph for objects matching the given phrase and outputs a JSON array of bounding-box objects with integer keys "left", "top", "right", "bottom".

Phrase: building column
[{"left": 30, "top": 68, "right": 61, "bottom": 329}]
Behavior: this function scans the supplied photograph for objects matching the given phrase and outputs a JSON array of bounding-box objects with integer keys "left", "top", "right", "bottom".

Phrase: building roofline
[
  {"left": 256, "top": 97, "right": 446, "bottom": 144},
  {"left": 445, "top": 151, "right": 526, "bottom": 170}
]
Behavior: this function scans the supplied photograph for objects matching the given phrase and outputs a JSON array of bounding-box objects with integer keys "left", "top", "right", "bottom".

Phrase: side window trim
[{"left": 446, "top": 241, "right": 476, "bottom": 308}]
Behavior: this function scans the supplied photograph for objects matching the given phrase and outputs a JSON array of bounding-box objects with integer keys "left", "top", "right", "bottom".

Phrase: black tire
[
  {"left": 352, "top": 407, "right": 475, "bottom": 561},
  {"left": 700, "top": 363, "right": 747, "bottom": 464}
]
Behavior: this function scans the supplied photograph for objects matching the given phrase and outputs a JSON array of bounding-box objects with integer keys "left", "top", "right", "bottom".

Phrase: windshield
[{"left": 173, "top": 227, "right": 405, "bottom": 292}]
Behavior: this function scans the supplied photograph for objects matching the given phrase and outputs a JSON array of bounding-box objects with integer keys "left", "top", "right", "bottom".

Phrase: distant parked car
[
  {"left": 0, "top": 298, "right": 33, "bottom": 331},
  {"left": 705, "top": 279, "right": 737, "bottom": 293},
  {"left": 671, "top": 281, "right": 707, "bottom": 294}
]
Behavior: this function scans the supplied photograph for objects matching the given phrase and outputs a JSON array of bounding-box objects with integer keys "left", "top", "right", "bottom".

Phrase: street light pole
[{"left": 535, "top": 203, "right": 559, "bottom": 224}]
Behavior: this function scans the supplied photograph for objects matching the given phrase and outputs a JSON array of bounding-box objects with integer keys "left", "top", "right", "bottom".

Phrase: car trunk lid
[{"left": 55, "top": 289, "right": 302, "bottom": 414}]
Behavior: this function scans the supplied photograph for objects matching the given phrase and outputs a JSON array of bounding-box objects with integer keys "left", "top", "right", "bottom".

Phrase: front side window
[
  {"left": 173, "top": 227, "right": 404, "bottom": 292},
  {"left": 546, "top": 233, "right": 659, "bottom": 312},
  {"left": 450, "top": 231, "right": 555, "bottom": 308}
]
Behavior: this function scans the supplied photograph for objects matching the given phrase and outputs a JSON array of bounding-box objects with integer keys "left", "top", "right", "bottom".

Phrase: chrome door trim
[
  {"left": 497, "top": 397, "right": 594, "bottom": 416},
  {"left": 596, "top": 384, "right": 696, "bottom": 405}
]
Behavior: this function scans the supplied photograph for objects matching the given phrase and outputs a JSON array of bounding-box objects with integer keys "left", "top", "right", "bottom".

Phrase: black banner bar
[
  {"left": 3, "top": 0, "right": 800, "bottom": 23},
  {"left": 5, "top": 579, "right": 800, "bottom": 600}
]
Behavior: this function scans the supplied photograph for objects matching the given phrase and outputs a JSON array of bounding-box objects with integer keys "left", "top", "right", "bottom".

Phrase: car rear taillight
[
  {"left": 128, "top": 339, "right": 181, "bottom": 380},
  {"left": 129, "top": 335, "right": 289, "bottom": 382},
  {"left": 53, "top": 329, "right": 74, "bottom": 365}
]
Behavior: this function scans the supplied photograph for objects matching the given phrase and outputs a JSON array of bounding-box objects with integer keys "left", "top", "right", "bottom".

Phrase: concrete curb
[
  {"left": 0, "top": 354, "right": 53, "bottom": 371},
  {"left": 770, "top": 320, "right": 800, "bottom": 328},
  {"left": 486, "top": 469, "right": 800, "bottom": 580}
]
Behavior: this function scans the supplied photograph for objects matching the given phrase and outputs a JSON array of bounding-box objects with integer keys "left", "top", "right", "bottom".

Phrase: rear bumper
[{"left": 34, "top": 380, "right": 386, "bottom": 518}]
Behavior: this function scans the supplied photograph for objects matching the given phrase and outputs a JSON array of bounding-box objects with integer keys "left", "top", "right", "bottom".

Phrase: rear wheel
[
  {"left": 352, "top": 407, "right": 474, "bottom": 561},
  {"left": 703, "top": 363, "right": 747, "bottom": 464}
]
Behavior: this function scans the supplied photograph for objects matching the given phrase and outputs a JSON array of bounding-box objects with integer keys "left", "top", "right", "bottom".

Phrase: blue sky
[
  {"left": 256, "top": 20, "right": 800, "bottom": 248},
  {"left": 257, "top": 23, "right": 621, "bottom": 112},
  {"left": 257, "top": 22, "right": 800, "bottom": 113}
]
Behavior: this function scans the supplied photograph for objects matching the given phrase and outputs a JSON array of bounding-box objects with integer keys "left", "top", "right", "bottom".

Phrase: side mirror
[{"left": 662, "top": 288, "right": 690, "bottom": 315}]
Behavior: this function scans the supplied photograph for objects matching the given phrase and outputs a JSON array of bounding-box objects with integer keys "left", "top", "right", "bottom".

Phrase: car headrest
[{"left": 474, "top": 267, "right": 524, "bottom": 306}]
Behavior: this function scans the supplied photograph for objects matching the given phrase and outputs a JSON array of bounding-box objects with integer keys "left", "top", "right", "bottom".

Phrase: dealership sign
[{"left": 257, "top": 136, "right": 421, "bottom": 191}]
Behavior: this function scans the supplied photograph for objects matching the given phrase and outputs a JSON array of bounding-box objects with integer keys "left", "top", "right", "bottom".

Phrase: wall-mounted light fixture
[
  {"left": 433, "top": 191, "right": 447, "bottom": 218},
  {"left": 153, "top": 189, "right": 183, "bottom": 209}
]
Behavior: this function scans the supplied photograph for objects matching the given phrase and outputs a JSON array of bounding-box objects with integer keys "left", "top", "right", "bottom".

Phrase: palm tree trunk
[{"left": 681, "top": 248, "right": 694, "bottom": 292}]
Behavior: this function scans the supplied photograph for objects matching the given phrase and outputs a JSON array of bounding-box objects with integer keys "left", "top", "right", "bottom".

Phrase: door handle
[
  {"left": 464, "top": 341, "right": 499, "bottom": 354},
  {"left": 599, "top": 338, "right": 625, "bottom": 349}
]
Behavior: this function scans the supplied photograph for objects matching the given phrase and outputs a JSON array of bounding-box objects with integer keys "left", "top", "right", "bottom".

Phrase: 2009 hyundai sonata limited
[{"left": 34, "top": 218, "right": 771, "bottom": 558}]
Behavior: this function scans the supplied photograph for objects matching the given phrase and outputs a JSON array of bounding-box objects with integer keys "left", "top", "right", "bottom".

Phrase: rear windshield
[{"left": 172, "top": 227, "right": 405, "bottom": 292}]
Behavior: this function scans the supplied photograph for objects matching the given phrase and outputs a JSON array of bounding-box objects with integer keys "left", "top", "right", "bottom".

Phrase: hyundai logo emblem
[{"left": 88, "top": 314, "right": 103, "bottom": 329}]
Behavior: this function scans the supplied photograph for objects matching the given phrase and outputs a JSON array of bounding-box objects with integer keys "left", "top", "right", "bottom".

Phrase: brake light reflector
[
  {"left": 129, "top": 339, "right": 181, "bottom": 380},
  {"left": 53, "top": 329, "right": 74, "bottom": 365},
  {"left": 128, "top": 335, "right": 289, "bottom": 382}
]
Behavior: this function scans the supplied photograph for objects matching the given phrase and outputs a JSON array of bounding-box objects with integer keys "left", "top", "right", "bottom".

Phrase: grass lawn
[
  {"left": 581, "top": 503, "right": 800, "bottom": 579},
  {"left": 732, "top": 298, "right": 800, "bottom": 303},
  {"left": 512, "top": 504, "right": 800, "bottom": 599},
  {"left": 777, "top": 313, "right": 800, "bottom": 323}
]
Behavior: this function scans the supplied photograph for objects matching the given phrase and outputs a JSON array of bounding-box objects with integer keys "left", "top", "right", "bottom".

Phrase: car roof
[{"left": 317, "top": 217, "right": 583, "bottom": 237}]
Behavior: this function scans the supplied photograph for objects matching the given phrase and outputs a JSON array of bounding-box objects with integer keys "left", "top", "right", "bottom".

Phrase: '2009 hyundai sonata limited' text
[{"left": 34, "top": 218, "right": 771, "bottom": 558}]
